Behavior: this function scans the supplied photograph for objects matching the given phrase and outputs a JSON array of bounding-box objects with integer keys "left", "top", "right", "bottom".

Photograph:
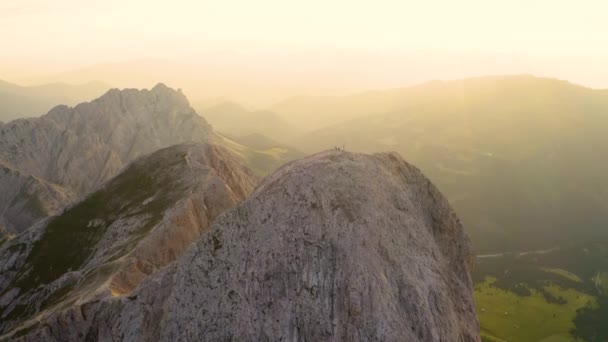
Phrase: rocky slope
[
  {"left": 0, "top": 143, "right": 259, "bottom": 338},
  {"left": 5, "top": 150, "right": 479, "bottom": 341},
  {"left": 0, "top": 83, "right": 213, "bottom": 196},
  {"left": 0, "top": 83, "right": 213, "bottom": 234},
  {"left": 0, "top": 226, "right": 10, "bottom": 244},
  {"left": 0, "top": 161, "right": 74, "bottom": 234},
  {"left": 0, "top": 83, "right": 297, "bottom": 235}
]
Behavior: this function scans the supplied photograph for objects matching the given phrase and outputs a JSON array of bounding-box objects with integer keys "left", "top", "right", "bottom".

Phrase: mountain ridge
[
  {"left": 0, "top": 83, "right": 214, "bottom": 234},
  {"left": 0, "top": 142, "right": 259, "bottom": 337},
  {"left": 1, "top": 149, "right": 480, "bottom": 341},
  {"left": 271, "top": 75, "right": 605, "bottom": 131}
]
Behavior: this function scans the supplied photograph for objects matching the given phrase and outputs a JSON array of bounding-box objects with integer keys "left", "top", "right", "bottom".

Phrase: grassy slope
[
  {"left": 217, "top": 133, "right": 304, "bottom": 175},
  {"left": 0, "top": 148, "right": 189, "bottom": 329},
  {"left": 474, "top": 243, "right": 608, "bottom": 342},
  {"left": 475, "top": 277, "right": 595, "bottom": 342}
]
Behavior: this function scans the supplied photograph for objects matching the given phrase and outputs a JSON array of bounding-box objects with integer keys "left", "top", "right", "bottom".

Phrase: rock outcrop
[
  {"left": 5, "top": 150, "right": 479, "bottom": 341},
  {"left": 0, "top": 84, "right": 213, "bottom": 234},
  {"left": 0, "top": 83, "right": 212, "bottom": 195},
  {"left": 0, "top": 162, "right": 74, "bottom": 235},
  {"left": 0, "top": 143, "right": 259, "bottom": 338}
]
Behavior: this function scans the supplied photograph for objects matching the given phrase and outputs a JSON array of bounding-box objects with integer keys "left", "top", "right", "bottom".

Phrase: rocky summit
[
  {"left": 0, "top": 83, "right": 212, "bottom": 194},
  {"left": 0, "top": 143, "right": 259, "bottom": 339},
  {"left": 4, "top": 150, "right": 479, "bottom": 341}
]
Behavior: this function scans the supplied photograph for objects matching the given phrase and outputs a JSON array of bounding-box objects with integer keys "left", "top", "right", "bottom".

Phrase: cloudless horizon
[{"left": 2, "top": 0, "right": 608, "bottom": 104}]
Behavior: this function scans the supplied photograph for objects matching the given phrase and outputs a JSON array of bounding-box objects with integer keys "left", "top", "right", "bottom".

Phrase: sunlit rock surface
[{"left": 6, "top": 150, "right": 479, "bottom": 341}]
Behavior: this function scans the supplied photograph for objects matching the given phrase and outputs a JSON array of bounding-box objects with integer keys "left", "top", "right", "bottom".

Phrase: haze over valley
[{"left": 1, "top": 1, "right": 607, "bottom": 341}]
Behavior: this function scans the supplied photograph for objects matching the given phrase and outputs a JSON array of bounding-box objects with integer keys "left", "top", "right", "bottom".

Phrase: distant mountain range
[
  {"left": 0, "top": 79, "right": 110, "bottom": 122},
  {"left": 198, "top": 101, "right": 306, "bottom": 173},
  {"left": 272, "top": 75, "right": 608, "bottom": 252},
  {"left": 199, "top": 101, "right": 303, "bottom": 143}
]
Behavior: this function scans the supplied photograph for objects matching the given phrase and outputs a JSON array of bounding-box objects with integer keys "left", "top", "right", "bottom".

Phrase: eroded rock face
[
  {"left": 0, "top": 84, "right": 213, "bottom": 234},
  {"left": 8, "top": 150, "right": 479, "bottom": 341},
  {"left": 0, "top": 143, "right": 258, "bottom": 338},
  {"left": 0, "top": 162, "right": 75, "bottom": 235}
]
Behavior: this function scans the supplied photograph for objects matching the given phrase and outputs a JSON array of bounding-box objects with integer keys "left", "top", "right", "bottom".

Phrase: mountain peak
[
  {"left": 0, "top": 85, "right": 214, "bottom": 233},
  {"left": 147, "top": 82, "right": 189, "bottom": 106},
  {"left": 151, "top": 82, "right": 171, "bottom": 92},
  {"left": 97, "top": 83, "right": 187, "bottom": 105}
]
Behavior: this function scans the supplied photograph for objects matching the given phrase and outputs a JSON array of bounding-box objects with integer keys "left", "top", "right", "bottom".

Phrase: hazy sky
[{"left": 1, "top": 0, "right": 608, "bottom": 93}]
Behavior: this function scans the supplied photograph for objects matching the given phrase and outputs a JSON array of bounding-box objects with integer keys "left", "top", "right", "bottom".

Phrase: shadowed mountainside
[{"left": 0, "top": 143, "right": 258, "bottom": 337}]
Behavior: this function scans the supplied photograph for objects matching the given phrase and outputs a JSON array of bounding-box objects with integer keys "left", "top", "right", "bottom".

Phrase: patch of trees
[{"left": 572, "top": 295, "right": 608, "bottom": 342}]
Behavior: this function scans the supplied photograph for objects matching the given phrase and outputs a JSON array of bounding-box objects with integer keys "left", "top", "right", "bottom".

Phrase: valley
[{"left": 473, "top": 241, "right": 608, "bottom": 342}]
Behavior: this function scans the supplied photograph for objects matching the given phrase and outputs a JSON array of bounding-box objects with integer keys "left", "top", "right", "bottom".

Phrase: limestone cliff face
[
  {"left": 0, "top": 143, "right": 258, "bottom": 338},
  {"left": 7, "top": 150, "right": 479, "bottom": 341},
  {"left": 0, "top": 84, "right": 213, "bottom": 234}
]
